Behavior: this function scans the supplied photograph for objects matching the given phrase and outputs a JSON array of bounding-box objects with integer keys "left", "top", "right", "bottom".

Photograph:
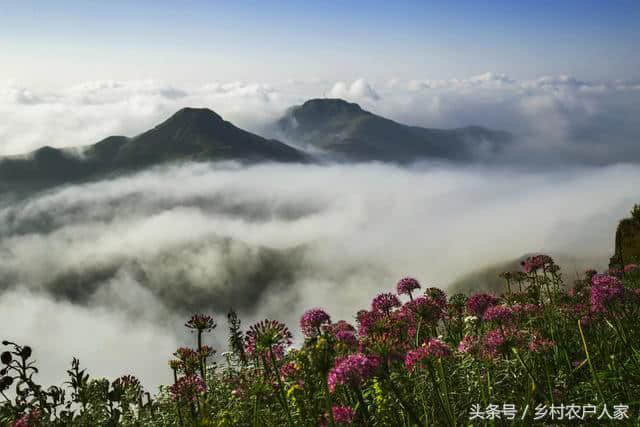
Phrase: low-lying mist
[{"left": 1, "top": 160, "right": 639, "bottom": 390}]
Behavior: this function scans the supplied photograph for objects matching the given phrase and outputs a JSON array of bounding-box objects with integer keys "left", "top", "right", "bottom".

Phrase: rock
[{"left": 609, "top": 214, "right": 640, "bottom": 269}]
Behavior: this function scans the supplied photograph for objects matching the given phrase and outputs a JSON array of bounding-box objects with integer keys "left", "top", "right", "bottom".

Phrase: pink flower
[
  {"left": 323, "top": 320, "right": 356, "bottom": 335},
  {"left": 327, "top": 354, "right": 379, "bottom": 392},
  {"left": 170, "top": 374, "right": 206, "bottom": 402},
  {"left": 11, "top": 409, "right": 41, "bottom": 427},
  {"left": 590, "top": 274, "right": 624, "bottom": 310},
  {"left": 244, "top": 319, "right": 292, "bottom": 357},
  {"left": 466, "top": 293, "right": 499, "bottom": 317},
  {"left": 332, "top": 405, "right": 356, "bottom": 425},
  {"left": 483, "top": 305, "right": 513, "bottom": 323},
  {"left": 404, "top": 347, "right": 428, "bottom": 372},
  {"left": 280, "top": 362, "right": 300, "bottom": 380},
  {"left": 185, "top": 314, "right": 216, "bottom": 332},
  {"left": 356, "top": 310, "right": 384, "bottom": 337},
  {"left": 401, "top": 296, "right": 444, "bottom": 324},
  {"left": 425, "top": 338, "right": 452, "bottom": 358},
  {"left": 624, "top": 264, "right": 639, "bottom": 273},
  {"left": 172, "top": 347, "right": 200, "bottom": 374},
  {"left": 521, "top": 254, "right": 555, "bottom": 273},
  {"left": 591, "top": 274, "right": 622, "bottom": 287},
  {"left": 484, "top": 329, "right": 506, "bottom": 357},
  {"left": 300, "top": 308, "right": 331, "bottom": 337},
  {"left": 424, "top": 287, "right": 448, "bottom": 308},
  {"left": 335, "top": 330, "right": 358, "bottom": 347},
  {"left": 590, "top": 276, "right": 625, "bottom": 313},
  {"left": 483, "top": 328, "right": 525, "bottom": 358},
  {"left": 371, "top": 293, "right": 401, "bottom": 313},
  {"left": 457, "top": 335, "right": 480, "bottom": 355},
  {"left": 529, "top": 335, "right": 555, "bottom": 353},
  {"left": 404, "top": 338, "right": 452, "bottom": 372},
  {"left": 396, "top": 277, "right": 421, "bottom": 297},
  {"left": 511, "top": 303, "right": 541, "bottom": 319}
]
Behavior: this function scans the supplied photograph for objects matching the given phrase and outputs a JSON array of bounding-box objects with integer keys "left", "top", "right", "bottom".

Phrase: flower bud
[
  {"left": 20, "top": 346, "right": 32, "bottom": 359},
  {"left": 0, "top": 352, "right": 11, "bottom": 365}
]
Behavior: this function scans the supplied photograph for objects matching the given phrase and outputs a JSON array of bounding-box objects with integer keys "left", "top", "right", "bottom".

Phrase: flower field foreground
[{"left": 2, "top": 257, "right": 640, "bottom": 425}]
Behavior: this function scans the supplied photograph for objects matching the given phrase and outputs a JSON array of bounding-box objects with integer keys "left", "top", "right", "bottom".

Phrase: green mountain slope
[
  {"left": 276, "top": 98, "right": 513, "bottom": 162},
  {"left": 0, "top": 108, "right": 307, "bottom": 190}
]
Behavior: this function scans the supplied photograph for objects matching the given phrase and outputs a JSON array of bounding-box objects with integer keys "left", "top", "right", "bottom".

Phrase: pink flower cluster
[
  {"left": 244, "top": 319, "right": 292, "bottom": 357},
  {"left": 185, "top": 314, "right": 216, "bottom": 332},
  {"left": 466, "top": 293, "right": 499, "bottom": 317},
  {"left": 458, "top": 335, "right": 480, "bottom": 355},
  {"left": 356, "top": 310, "right": 384, "bottom": 337},
  {"left": 590, "top": 274, "right": 625, "bottom": 313},
  {"left": 404, "top": 339, "right": 452, "bottom": 371},
  {"left": 624, "top": 264, "right": 638, "bottom": 273},
  {"left": 591, "top": 274, "right": 622, "bottom": 287},
  {"left": 327, "top": 354, "right": 379, "bottom": 392},
  {"left": 335, "top": 330, "right": 358, "bottom": 347},
  {"left": 483, "top": 305, "right": 513, "bottom": 323},
  {"left": 484, "top": 328, "right": 526, "bottom": 358},
  {"left": 300, "top": 308, "right": 331, "bottom": 337},
  {"left": 323, "top": 320, "right": 356, "bottom": 335},
  {"left": 170, "top": 374, "right": 206, "bottom": 402},
  {"left": 521, "top": 254, "right": 554, "bottom": 273},
  {"left": 280, "top": 362, "right": 300, "bottom": 380},
  {"left": 511, "top": 303, "right": 541, "bottom": 319},
  {"left": 332, "top": 405, "right": 356, "bottom": 424},
  {"left": 396, "top": 277, "right": 421, "bottom": 296},
  {"left": 172, "top": 347, "right": 200, "bottom": 374},
  {"left": 371, "top": 292, "right": 401, "bottom": 313},
  {"left": 402, "top": 296, "right": 444, "bottom": 324},
  {"left": 424, "top": 287, "right": 448, "bottom": 309},
  {"left": 529, "top": 335, "right": 555, "bottom": 353},
  {"left": 11, "top": 409, "right": 41, "bottom": 427}
]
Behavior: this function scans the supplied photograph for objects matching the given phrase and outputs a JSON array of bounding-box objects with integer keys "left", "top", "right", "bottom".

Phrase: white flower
[{"left": 464, "top": 315, "right": 478, "bottom": 324}]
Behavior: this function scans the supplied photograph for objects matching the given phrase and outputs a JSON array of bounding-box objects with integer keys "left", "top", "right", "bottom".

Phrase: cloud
[
  {"left": 0, "top": 161, "right": 638, "bottom": 390},
  {"left": 327, "top": 78, "right": 381, "bottom": 101},
  {"left": 408, "top": 72, "right": 516, "bottom": 90},
  {"left": 0, "top": 79, "right": 303, "bottom": 156},
  {"left": 1, "top": 73, "right": 640, "bottom": 165}
]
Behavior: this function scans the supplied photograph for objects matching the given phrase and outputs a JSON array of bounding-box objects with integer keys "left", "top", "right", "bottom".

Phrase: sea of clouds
[
  {"left": 1, "top": 73, "right": 640, "bottom": 391},
  {"left": 2, "top": 73, "right": 640, "bottom": 163}
]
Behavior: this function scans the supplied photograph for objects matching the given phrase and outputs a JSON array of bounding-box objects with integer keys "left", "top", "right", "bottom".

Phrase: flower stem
[{"left": 577, "top": 319, "right": 606, "bottom": 402}]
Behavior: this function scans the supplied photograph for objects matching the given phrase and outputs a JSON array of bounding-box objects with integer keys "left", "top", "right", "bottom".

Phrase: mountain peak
[
  {"left": 159, "top": 107, "right": 224, "bottom": 128},
  {"left": 172, "top": 107, "right": 223, "bottom": 119},
  {"left": 140, "top": 107, "right": 227, "bottom": 142},
  {"left": 276, "top": 98, "right": 513, "bottom": 163},
  {"left": 296, "top": 98, "right": 366, "bottom": 117}
]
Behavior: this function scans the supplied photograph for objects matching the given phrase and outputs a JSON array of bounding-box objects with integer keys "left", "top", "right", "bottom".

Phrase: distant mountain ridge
[
  {"left": 0, "top": 108, "right": 307, "bottom": 190},
  {"left": 0, "top": 100, "right": 515, "bottom": 192},
  {"left": 275, "top": 98, "right": 513, "bottom": 162}
]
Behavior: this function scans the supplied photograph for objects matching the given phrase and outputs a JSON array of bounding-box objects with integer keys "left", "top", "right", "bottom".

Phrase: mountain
[
  {"left": 275, "top": 98, "right": 513, "bottom": 162},
  {"left": 609, "top": 207, "right": 640, "bottom": 269},
  {"left": 0, "top": 108, "right": 307, "bottom": 190}
]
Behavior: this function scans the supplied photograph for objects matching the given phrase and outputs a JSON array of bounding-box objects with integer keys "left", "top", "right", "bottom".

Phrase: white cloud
[
  {"left": 328, "top": 78, "right": 380, "bottom": 101},
  {"left": 1, "top": 74, "right": 640, "bottom": 164}
]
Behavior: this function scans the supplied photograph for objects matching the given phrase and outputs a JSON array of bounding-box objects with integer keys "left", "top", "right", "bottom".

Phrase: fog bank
[{"left": 0, "top": 161, "right": 638, "bottom": 390}]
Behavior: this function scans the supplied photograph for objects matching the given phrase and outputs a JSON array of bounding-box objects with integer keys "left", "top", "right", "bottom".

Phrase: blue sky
[{"left": 1, "top": 0, "right": 639, "bottom": 86}]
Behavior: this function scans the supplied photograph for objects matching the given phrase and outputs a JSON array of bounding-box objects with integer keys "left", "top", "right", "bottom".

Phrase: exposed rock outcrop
[{"left": 609, "top": 210, "right": 640, "bottom": 269}]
